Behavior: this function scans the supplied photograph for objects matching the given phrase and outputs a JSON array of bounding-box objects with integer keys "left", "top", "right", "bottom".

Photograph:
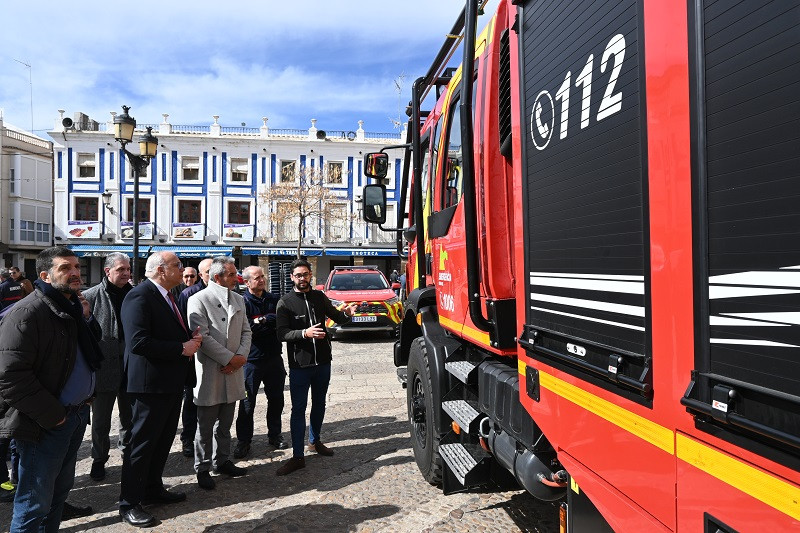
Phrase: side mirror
[
  {"left": 362, "top": 184, "right": 387, "bottom": 224},
  {"left": 315, "top": 284, "right": 324, "bottom": 290},
  {"left": 364, "top": 152, "right": 389, "bottom": 179},
  {"left": 403, "top": 224, "right": 417, "bottom": 243}
]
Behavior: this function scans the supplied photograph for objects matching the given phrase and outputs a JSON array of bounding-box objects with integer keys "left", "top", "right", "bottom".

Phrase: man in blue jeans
[
  {"left": 275, "top": 259, "right": 356, "bottom": 476},
  {"left": 0, "top": 246, "right": 102, "bottom": 532}
]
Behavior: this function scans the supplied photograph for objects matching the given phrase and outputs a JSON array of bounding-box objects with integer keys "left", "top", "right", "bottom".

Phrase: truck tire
[{"left": 407, "top": 337, "right": 443, "bottom": 485}]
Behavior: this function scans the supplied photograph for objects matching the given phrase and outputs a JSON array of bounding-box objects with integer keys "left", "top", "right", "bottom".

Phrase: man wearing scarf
[
  {"left": 83, "top": 252, "right": 133, "bottom": 482},
  {"left": 0, "top": 246, "right": 102, "bottom": 533}
]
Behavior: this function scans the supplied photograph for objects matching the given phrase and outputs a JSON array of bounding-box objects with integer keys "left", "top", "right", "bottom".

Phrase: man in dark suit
[{"left": 118, "top": 252, "right": 202, "bottom": 528}]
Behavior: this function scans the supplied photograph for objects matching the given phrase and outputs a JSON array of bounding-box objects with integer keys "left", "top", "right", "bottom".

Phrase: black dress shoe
[
  {"left": 89, "top": 461, "right": 106, "bottom": 481},
  {"left": 62, "top": 502, "right": 93, "bottom": 520},
  {"left": 181, "top": 441, "right": 193, "bottom": 458},
  {"left": 197, "top": 471, "right": 215, "bottom": 490},
  {"left": 213, "top": 460, "right": 247, "bottom": 477},
  {"left": 120, "top": 505, "right": 156, "bottom": 528},
  {"left": 142, "top": 487, "right": 186, "bottom": 505},
  {"left": 268, "top": 435, "right": 289, "bottom": 450},
  {"left": 233, "top": 441, "right": 250, "bottom": 459}
]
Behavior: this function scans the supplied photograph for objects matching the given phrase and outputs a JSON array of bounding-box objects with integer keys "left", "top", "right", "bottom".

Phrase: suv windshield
[{"left": 329, "top": 272, "right": 389, "bottom": 291}]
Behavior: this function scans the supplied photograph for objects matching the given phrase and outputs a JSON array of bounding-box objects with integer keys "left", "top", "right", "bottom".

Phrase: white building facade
[
  {"left": 50, "top": 111, "right": 406, "bottom": 287},
  {"left": 0, "top": 111, "right": 54, "bottom": 276}
]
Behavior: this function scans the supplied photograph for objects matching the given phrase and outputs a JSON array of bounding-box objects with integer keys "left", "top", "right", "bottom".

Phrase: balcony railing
[
  {"left": 75, "top": 123, "right": 401, "bottom": 141},
  {"left": 3, "top": 129, "right": 52, "bottom": 149}
]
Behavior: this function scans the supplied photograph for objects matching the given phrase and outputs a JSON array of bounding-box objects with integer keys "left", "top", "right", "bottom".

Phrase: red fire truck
[{"left": 362, "top": 0, "right": 800, "bottom": 530}]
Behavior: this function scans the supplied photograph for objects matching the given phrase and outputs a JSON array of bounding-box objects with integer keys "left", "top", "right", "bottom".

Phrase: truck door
[
  {"left": 683, "top": 0, "right": 800, "bottom": 471},
  {"left": 428, "top": 89, "right": 469, "bottom": 334}
]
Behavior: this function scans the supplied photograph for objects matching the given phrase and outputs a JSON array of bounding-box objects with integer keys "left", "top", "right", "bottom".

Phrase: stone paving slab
[{"left": 0, "top": 337, "right": 558, "bottom": 532}]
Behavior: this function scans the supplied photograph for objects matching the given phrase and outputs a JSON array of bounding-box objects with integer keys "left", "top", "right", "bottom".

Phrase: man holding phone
[{"left": 275, "top": 259, "right": 356, "bottom": 476}]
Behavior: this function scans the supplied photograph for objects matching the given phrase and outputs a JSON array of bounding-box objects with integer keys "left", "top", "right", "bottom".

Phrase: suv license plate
[{"left": 352, "top": 315, "right": 377, "bottom": 323}]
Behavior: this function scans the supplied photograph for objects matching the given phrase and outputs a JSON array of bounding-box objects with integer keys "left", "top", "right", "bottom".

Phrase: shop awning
[
  {"left": 67, "top": 245, "right": 144, "bottom": 258},
  {"left": 325, "top": 248, "right": 397, "bottom": 257},
  {"left": 241, "top": 247, "right": 323, "bottom": 256},
  {"left": 150, "top": 246, "right": 233, "bottom": 258}
]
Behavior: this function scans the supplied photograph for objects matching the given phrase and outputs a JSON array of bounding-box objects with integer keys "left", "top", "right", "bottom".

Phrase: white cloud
[{"left": 0, "top": 0, "right": 498, "bottom": 136}]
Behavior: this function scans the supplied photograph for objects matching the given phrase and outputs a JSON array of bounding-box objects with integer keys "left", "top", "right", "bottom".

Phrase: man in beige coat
[{"left": 187, "top": 256, "right": 251, "bottom": 490}]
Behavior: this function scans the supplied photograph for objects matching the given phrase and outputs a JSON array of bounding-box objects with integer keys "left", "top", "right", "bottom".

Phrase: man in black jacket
[
  {"left": 118, "top": 252, "right": 202, "bottom": 527},
  {"left": 275, "top": 259, "right": 356, "bottom": 476},
  {"left": 234, "top": 266, "right": 287, "bottom": 459},
  {"left": 0, "top": 246, "right": 102, "bottom": 532}
]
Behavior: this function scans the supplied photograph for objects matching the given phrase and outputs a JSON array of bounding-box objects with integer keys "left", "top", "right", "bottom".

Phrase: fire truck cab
[{"left": 363, "top": 1, "right": 800, "bottom": 530}]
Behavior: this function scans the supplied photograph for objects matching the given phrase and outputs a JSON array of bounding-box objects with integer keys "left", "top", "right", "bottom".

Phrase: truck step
[
  {"left": 396, "top": 367, "right": 407, "bottom": 388},
  {"left": 445, "top": 360, "right": 479, "bottom": 384},
  {"left": 442, "top": 399, "right": 482, "bottom": 433},
  {"left": 440, "top": 442, "right": 491, "bottom": 487}
]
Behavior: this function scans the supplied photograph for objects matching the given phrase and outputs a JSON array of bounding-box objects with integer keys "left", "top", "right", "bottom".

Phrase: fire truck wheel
[{"left": 407, "top": 337, "right": 443, "bottom": 485}]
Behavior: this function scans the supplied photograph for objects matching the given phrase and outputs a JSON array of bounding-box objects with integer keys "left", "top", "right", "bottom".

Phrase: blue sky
[{"left": 0, "top": 1, "right": 497, "bottom": 139}]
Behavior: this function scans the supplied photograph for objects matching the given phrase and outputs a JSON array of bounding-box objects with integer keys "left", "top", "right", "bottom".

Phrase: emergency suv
[{"left": 319, "top": 265, "right": 402, "bottom": 338}]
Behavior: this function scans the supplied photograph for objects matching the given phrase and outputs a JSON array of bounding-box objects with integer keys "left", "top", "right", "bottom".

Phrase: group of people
[{"left": 0, "top": 246, "right": 356, "bottom": 531}]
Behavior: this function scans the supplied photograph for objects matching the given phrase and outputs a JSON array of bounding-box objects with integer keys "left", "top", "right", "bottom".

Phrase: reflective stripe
[{"left": 677, "top": 433, "right": 800, "bottom": 521}]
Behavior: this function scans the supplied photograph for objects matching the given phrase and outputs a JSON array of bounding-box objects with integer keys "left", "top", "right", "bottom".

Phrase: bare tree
[{"left": 258, "top": 164, "right": 349, "bottom": 258}]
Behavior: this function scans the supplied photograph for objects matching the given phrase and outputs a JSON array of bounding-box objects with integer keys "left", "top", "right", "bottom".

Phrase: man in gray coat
[
  {"left": 82, "top": 252, "right": 133, "bottom": 482},
  {"left": 187, "top": 256, "right": 251, "bottom": 490}
]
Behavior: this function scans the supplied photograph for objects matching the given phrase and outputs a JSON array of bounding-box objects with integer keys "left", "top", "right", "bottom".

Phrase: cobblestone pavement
[{"left": 1, "top": 335, "right": 559, "bottom": 532}]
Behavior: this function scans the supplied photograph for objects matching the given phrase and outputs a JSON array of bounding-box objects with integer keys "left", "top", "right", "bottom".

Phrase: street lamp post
[{"left": 113, "top": 105, "right": 158, "bottom": 284}]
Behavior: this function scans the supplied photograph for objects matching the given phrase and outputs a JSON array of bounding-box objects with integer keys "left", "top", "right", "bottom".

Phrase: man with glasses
[
  {"left": 170, "top": 266, "right": 198, "bottom": 300},
  {"left": 275, "top": 259, "right": 357, "bottom": 476},
  {"left": 118, "top": 252, "right": 202, "bottom": 527}
]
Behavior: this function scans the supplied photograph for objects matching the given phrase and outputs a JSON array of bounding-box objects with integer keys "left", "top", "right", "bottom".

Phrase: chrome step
[
  {"left": 439, "top": 442, "right": 491, "bottom": 487},
  {"left": 442, "top": 399, "right": 482, "bottom": 434},
  {"left": 445, "top": 360, "right": 478, "bottom": 384}
]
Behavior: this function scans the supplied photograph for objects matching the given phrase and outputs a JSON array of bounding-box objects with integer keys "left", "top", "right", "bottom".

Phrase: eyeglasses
[
  {"left": 164, "top": 261, "right": 183, "bottom": 269},
  {"left": 292, "top": 272, "right": 312, "bottom": 279},
  {"left": 183, "top": 274, "right": 196, "bottom": 278}
]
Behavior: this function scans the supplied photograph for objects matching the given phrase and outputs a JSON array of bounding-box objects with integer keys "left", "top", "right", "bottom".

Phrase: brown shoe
[
  {"left": 307, "top": 441, "right": 334, "bottom": 456},
  {"left": 276, "top": 456, "right": 306, "bottom": 476}
]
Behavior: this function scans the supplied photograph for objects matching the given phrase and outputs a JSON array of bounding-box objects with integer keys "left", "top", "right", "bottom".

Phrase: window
[
  {"left": 280, "top": 160, "right": 296, "bottom": 182},
  {"left": 125, "top": 198, "right": 151, "bottom": 222},
  {"left": 178, "top": 200, "right": 202, "bottom": 223},
  {"left": 20, "top": 220, "right": 35, "bottom": 241},
  {"left": 9, "top": 219, "right": 14, "bottom": 242},
  {"left": 442, "top": 96, "right": 463, "bottom": 209},
  {"left": 326, "top": 161, "right": 343, "bottom": 184},
  {"left": 182, "top": 157, "right": 200, "bottom": 181},
  {"left": 276, "top": 202, "right": 299, "bottom": 240},
  {"left": 325, "top": 203, "right": 348, "bottom": 242},
  {"left": 372, "top": 204, "right": 396, "bottom": 243},
  {"left": 36, "top": 223, "right": 50, "bottom": 243},
  {"left": 231, "top": 158, "right": 248, "bottom": 182},
  {"left": 77, "top": 153, "right": 96, "bottom": 179},
  {"left": 75, "top": 197, "right": 99, "bottom": 221},
  {"left": 228, "top": 201, "right": 250, "bottom": 224},
  {"left": 9, "top": 168, "right": 15, "bottom": 194}
]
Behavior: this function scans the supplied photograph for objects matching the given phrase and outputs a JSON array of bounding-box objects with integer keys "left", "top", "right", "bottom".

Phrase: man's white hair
[{"left": 144, "top": 252, "right": 170, "bottom": 278}]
